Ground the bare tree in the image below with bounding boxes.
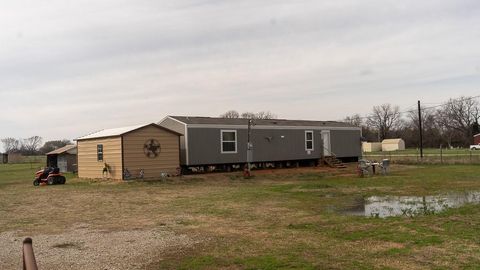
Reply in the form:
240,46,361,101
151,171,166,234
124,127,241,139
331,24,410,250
21,136,43,155
1,138,20,153
366,104,402,141
405,107,442,147
407,107,439,136
254,111,277,119
343,114,363,127
436,96,480,146
240,111,277,119
219,110,240,118
240,112,256,119
39,139,72,154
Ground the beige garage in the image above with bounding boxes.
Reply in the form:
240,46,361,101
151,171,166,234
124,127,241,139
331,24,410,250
76,123,180,180
382,138,406,152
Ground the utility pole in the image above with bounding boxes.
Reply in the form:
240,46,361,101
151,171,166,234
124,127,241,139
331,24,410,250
418,100,424,160
246,119,254,177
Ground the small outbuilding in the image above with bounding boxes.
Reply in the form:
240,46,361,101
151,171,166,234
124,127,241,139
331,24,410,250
382,139,405,151
362,142,382,152
474,133,480,145
76,123,181,180
46,145,77,173
6,152,23,163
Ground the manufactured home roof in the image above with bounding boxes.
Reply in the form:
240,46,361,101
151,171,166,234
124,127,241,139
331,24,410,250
382,139,405,144
46,145,77,155
168,116,356,128
76,123,181,141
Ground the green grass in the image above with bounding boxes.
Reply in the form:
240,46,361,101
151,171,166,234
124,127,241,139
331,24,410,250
1,163,480,269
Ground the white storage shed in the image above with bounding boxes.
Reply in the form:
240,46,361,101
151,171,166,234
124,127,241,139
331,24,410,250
382,139,405,151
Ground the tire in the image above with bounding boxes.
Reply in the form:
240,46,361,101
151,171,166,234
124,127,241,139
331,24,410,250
60,176,66,184
47,177,54,185
33,179,40,186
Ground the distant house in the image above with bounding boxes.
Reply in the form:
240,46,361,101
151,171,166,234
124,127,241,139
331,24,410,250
46,145,77,173
382,139,405,151
362,142,382,152
1,153,7,164
6,152,23,163
474,133,480,145
159,116,362,170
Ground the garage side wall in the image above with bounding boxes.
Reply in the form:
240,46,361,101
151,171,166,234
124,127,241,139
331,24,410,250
158,117,187,164
123,126,180,177
77,137,122,179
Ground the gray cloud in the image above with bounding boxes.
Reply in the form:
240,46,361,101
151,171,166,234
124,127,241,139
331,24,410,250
0,0,480,150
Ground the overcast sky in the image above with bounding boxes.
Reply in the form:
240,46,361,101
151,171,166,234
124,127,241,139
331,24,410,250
1,0,479,148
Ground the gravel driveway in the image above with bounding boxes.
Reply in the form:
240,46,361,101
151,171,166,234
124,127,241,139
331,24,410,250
0,224,195,269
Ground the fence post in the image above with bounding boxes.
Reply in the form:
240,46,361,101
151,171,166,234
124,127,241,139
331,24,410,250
440,146,443,164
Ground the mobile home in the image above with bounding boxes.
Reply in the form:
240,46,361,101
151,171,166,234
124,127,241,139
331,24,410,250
159,116,362,170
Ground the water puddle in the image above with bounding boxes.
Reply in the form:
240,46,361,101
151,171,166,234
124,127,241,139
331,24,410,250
343,191,480,218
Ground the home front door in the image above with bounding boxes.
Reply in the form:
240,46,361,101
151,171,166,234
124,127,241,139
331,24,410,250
321,130,331,156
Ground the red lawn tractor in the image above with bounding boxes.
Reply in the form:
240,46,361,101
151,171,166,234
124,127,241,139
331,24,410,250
33,167,66,186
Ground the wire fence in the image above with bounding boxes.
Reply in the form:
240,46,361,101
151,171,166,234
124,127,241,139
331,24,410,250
363,149,480,165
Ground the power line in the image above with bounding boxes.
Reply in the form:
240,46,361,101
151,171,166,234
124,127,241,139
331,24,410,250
339,94,480,122
401,95,480,114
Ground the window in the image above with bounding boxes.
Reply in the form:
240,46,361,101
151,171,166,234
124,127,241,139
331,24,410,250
97,144,103,161
221,130,237,153
305,131,314,151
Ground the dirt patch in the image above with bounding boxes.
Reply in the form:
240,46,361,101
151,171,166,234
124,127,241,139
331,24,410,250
0,224,197,270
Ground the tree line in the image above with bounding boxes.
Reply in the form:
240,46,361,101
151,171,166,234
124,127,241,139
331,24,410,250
219,110,277,119
344,96,480,148
3,96,478,154
1,137,72,155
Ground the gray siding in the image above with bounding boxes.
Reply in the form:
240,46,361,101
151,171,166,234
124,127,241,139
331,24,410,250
187,128,323,165
330,130,362,158
158,117,187,164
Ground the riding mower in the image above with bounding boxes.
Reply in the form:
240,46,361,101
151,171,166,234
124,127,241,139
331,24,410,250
33,167,66,186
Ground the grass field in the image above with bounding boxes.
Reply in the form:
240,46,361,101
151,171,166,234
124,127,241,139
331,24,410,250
366,148,480,156
1,163,480,269
364,148,480,164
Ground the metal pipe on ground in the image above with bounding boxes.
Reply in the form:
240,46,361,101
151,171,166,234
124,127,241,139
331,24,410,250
23,238,38,270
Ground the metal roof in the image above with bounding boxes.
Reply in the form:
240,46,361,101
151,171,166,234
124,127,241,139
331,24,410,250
76,123,181,141
168,116,356,128
382,139,405,144
46,145,77,155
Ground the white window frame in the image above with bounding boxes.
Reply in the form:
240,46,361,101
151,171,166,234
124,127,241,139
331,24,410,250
305,131,314,151
221,130,237,154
